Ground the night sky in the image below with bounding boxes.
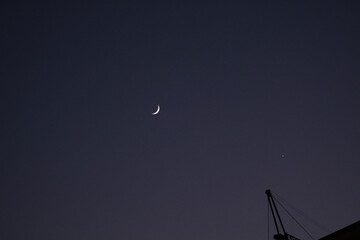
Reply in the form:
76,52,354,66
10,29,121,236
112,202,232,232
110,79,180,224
1,1,360,240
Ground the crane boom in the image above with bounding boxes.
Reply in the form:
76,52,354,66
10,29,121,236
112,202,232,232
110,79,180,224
266,189,300,240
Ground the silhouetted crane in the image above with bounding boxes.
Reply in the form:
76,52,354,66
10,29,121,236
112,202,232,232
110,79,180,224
266,189,301,240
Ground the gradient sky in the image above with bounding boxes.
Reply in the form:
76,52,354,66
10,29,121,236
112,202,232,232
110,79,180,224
1,1,360,240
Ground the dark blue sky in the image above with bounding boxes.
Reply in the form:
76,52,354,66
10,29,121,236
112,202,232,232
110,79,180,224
1,1,360,240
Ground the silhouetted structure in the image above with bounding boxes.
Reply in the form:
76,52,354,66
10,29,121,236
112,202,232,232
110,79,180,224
266,189,301,240
266,190,359,240
318,221,360,240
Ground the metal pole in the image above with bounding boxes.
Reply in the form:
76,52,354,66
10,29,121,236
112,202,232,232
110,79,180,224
266,190,281,235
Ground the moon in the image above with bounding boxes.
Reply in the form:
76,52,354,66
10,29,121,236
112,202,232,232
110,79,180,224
152,105,160,115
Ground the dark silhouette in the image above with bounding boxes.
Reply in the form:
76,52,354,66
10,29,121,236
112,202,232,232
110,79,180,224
266,189,301,240
319,221,360,240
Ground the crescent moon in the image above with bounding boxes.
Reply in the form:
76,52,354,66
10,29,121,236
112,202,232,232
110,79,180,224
152,105,160,115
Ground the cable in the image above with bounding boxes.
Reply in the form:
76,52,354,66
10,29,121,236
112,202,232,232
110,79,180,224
267,200,270,240
272,191,331,234
274,197,315,240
